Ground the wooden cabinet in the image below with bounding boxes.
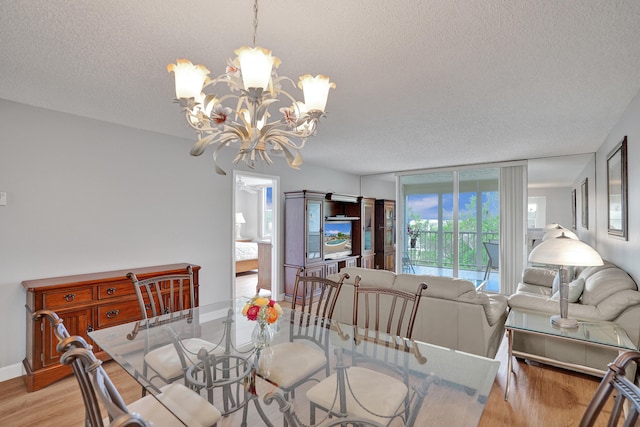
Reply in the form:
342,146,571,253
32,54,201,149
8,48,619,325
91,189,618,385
375,199,396,272
360,197,376,269
284,190,362,299
22,263,200,392
257,241,272,292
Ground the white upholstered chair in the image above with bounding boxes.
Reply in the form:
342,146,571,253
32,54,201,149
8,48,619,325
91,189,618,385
306,276,428,426
261,268,349,402
33,309,221,427
128,266,219,388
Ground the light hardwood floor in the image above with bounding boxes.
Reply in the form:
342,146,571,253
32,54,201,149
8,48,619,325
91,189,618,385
1,283,611,427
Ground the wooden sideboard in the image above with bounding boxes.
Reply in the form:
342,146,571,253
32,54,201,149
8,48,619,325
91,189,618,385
22,263,200,392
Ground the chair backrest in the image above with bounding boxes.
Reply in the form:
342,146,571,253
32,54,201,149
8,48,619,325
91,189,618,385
60,346,150,427
32,310,148,427
483,242,499,269
579,350,640,427
291,267,349,321
128,265,195,318
352,276,428,340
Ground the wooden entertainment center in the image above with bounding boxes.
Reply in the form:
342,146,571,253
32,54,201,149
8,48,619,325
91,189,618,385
22,263,200,391
284,190,395,299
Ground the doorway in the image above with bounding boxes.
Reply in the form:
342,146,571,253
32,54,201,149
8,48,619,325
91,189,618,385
233,171,279,300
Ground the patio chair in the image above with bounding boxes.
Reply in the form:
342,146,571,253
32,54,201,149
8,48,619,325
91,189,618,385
483,242,499,283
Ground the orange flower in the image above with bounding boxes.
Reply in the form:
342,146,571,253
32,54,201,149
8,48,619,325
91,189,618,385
266,306,278,324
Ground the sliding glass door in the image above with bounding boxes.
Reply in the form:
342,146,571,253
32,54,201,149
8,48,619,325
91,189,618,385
401,167,499,290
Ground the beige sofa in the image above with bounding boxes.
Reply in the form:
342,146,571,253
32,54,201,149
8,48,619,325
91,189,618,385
507,261,640,373
327,267,509,359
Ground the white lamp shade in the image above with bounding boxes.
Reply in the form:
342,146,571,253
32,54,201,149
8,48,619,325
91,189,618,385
235,212,246,224
529,234,603,267
298,74,335,112
167,60,210,100
235,46,279,90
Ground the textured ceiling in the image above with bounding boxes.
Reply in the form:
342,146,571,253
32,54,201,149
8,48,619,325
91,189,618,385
1,0,639,182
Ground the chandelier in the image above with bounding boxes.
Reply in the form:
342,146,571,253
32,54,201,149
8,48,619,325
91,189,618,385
167,0,335,175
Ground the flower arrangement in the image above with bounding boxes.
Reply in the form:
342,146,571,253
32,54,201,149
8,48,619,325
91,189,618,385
407,223,421,239
242,295,283,324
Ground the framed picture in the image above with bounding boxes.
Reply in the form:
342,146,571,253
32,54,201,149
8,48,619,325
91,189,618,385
607,136,628,239
581,178,588,229
571,189,577,229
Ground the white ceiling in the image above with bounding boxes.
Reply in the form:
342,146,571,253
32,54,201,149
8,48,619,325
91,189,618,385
2,0,639,183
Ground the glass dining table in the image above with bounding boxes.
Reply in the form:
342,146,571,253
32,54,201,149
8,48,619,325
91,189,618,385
89,299,499,426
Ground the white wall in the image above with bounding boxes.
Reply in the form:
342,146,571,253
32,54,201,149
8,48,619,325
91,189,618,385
572,155,597,247
0,99,360,373
595,90,640,284
527,187,572,229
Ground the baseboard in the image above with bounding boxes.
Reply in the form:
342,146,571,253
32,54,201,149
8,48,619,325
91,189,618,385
0,362,25,383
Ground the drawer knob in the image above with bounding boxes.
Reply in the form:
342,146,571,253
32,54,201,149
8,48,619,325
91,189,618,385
64,293,76,302
106,287,116,295
106,310,120,319
87,324,94,333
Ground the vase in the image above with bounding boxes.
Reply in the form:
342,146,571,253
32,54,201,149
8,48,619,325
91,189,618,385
410,237,417,248
251,320,274,350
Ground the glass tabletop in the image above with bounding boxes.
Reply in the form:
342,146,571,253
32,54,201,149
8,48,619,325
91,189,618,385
89,299,499,426
506,308,636,350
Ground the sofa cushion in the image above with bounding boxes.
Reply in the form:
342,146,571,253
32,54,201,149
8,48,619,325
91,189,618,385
457,291,508,326
394,274,475,300
328,267,396,289
576,260,617,281
516,282,553,296
551,277,585,303
581,268,637,306
522,267,557,288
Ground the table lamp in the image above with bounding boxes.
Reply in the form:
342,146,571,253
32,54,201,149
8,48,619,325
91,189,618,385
528,233,603,328
235,212,246,239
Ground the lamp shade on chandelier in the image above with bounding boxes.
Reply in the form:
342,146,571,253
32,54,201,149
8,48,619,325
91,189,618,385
167,1,335,176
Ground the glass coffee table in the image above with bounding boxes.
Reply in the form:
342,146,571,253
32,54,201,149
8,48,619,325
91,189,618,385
504,308,637,400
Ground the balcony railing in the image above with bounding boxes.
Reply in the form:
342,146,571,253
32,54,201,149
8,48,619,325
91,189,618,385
407,230,499,271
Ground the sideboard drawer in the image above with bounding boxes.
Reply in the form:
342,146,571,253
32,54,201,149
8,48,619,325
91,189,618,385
98,281,135,300
97,300,142,328
44,288,93,309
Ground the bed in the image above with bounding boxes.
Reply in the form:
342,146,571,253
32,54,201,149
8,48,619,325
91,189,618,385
235,241,259,274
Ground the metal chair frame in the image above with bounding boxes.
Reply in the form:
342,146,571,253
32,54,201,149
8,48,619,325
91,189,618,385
579,350,640,427
268,268,349,403
309,277,429,426
127,266,217,390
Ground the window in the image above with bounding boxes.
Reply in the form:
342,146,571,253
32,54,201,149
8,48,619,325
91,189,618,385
401,168,499,291
259,186,273,240
527,197,546,228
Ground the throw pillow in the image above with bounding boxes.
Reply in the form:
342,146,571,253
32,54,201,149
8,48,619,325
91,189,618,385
551,277,585,303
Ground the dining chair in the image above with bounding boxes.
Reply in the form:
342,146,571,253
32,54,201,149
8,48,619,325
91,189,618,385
306,276,428,426
579,350,640,427
127,265,219,389
33,309,222,427
262,268,349,402
264,390,387,427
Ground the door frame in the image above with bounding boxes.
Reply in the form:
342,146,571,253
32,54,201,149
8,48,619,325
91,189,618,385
233,170,280,299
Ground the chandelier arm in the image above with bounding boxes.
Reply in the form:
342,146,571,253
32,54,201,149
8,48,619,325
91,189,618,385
274,143,303,169
267,134,307,152
212,143,230,176
265,129,312,148
190,134,217,156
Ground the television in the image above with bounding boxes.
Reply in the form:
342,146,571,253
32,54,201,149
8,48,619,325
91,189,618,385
324,221,352,259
